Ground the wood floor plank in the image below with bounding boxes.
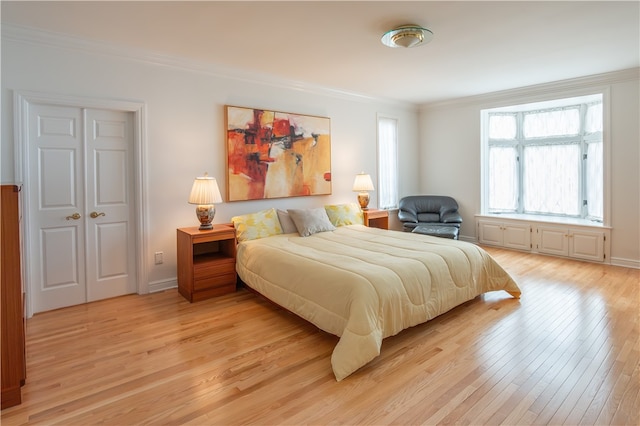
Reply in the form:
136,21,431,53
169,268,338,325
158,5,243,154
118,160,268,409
1,247,638,425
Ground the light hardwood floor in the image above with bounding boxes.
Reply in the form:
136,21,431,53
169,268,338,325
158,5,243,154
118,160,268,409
2,247,638,425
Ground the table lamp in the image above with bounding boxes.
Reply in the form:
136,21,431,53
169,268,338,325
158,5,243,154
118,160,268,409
188,172,223,230
352,172,374,210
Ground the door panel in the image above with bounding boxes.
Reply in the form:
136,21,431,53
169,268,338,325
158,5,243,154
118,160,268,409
478,221,503,245
38,114,75,137
538,226,568,256
29,104,86,312
570,230,604,262
90,221,131,301
85,109,135,302
39,149,77,208
96,150,127,204
96,222,129,278
503,224,531,250
40,227,80,289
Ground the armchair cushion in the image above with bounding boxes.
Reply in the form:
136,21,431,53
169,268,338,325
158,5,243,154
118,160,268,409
417,213,440,223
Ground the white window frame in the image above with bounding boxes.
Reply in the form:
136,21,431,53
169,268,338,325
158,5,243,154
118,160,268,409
481,90,611,226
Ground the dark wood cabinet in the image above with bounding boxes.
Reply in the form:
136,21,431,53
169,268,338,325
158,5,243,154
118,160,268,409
1,185,25,409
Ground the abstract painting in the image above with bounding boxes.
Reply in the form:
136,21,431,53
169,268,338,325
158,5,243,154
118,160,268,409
225,106,331,201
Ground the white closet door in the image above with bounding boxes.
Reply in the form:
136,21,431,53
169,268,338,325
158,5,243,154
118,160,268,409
84,108,136,301
28,104,136,313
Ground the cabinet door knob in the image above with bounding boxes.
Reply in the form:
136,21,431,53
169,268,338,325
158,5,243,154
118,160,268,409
66,213,81,220
90,211,106,219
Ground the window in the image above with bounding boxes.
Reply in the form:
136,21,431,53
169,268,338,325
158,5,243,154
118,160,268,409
377,116,398,209
482,94,603,222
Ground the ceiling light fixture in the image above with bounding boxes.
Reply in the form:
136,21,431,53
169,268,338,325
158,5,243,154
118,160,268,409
381,24,433,48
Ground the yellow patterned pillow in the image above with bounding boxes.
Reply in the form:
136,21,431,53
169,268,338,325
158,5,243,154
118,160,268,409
231,208,283,242
324,203,364,227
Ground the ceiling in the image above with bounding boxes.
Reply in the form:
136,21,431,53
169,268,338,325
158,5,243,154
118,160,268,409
2,1,639,105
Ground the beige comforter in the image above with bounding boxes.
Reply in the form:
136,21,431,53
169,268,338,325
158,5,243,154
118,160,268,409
236,225,520,381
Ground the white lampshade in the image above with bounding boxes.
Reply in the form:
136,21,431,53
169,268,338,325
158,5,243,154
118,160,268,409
188,173,223,205
352,173,374,192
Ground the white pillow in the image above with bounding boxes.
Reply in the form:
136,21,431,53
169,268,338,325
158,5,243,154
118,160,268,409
287,208,336,237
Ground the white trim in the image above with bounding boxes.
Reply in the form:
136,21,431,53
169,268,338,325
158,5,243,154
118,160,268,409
13,90,149,317
476,213,611,229
610,257,640,269
601,88,612,228
3,23,415,110
148,278,178,294
420,68,639,111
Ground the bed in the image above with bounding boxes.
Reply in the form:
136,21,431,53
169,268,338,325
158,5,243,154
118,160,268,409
233,206,521,381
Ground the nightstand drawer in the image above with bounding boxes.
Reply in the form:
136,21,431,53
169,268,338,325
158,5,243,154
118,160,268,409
194,273,237,291
194,258,235,279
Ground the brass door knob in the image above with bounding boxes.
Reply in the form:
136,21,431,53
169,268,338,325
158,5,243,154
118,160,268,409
65,213,81,220
90,211,106,219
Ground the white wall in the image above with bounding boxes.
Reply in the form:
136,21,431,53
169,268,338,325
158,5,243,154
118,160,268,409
1,29,420,290
419,69,640,267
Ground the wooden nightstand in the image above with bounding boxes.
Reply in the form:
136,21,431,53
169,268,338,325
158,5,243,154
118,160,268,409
363,209,389,230
177,224,237,302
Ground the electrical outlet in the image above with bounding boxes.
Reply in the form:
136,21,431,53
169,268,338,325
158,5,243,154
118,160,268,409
154,251,163,265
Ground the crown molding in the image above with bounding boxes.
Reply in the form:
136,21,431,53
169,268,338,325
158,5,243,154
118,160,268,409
420,67,640,111
2,23,416,110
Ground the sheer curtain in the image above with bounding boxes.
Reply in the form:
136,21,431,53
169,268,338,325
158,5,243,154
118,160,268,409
523,144,581,215
585,103,603,220
377,117,398,210
523,108,580,138
489,146,518,212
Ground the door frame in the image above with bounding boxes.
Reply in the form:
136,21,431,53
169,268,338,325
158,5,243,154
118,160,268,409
14,90,149,318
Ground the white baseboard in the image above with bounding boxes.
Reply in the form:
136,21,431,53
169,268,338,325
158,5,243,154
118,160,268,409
148,278,177,293
610,257,640,269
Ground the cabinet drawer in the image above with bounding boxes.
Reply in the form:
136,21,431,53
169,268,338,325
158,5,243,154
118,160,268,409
194,273,237,291
194,258,235,279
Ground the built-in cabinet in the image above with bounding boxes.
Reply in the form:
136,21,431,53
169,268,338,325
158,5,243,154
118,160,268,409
477,220,531,251
1,185,26,409
477,216,610,263
537,225,606,262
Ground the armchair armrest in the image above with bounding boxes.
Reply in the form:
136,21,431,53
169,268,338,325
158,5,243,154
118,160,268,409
397,210,417,223
441,211,462,224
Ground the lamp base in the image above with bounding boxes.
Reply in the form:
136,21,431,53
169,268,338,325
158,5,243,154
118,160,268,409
357,192,370,210
195,204,216,230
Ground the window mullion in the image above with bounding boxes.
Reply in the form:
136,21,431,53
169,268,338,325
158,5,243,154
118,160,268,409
580,103,588,218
